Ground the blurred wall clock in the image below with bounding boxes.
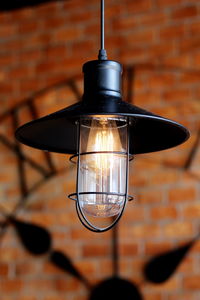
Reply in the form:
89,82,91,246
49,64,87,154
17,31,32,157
0,61,199,299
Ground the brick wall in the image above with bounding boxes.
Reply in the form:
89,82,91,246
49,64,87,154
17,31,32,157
0,0,200,299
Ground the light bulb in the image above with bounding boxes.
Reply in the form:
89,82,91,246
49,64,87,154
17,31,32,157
78,117,128,218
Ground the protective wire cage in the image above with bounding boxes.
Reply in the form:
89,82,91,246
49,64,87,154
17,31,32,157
68,116,133,232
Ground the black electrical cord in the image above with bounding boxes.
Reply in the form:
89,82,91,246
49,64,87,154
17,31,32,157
98,0,107,60
101,0,105,50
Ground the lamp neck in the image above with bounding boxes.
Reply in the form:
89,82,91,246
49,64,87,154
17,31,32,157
82,60,122,102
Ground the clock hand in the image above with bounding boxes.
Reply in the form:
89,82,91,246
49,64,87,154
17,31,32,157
28,101,57,174
50,250,91,289
144,238,196,284
8,216,91,288
112,224,119,277
123,66,135,104
10,217,52,255
68,79,82,101
184,127,200,170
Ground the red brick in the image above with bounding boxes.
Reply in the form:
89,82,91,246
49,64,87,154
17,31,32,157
0,297,36,300
113,16,137,31
71,40,95,56
8,65,33,80
82,244,110,257
119,243,139,255
55,278,81,292
160,24,186,40
54,27,82,43
169,186,196,202
139,12,167,26
19,49,43,63
191,240,200,253
104,3,124,20
142,292,162,300
189,21,200,37
180,72,200,84
75,260,96,275
30,213,58,226
0,54,14,67
146,277,179,291
156,0,182,7
193,53,200,67
0,248,22,262
0,24,17,38
44,297,65,300
137,189,163,204
43,261,66,275
69,10,93,24
145,241,173,255
134,90,162,106
36,61,59,74
178,256,194,273
125,0,153,14
129,171,149,187
183,204,200,218
16,297,37,300
162,54,191,68
148,43,175,58
10,7,35,21
0,83,15,94
45,45,68,59
163,88,191,103
71,228,111,240
168,293,196,300
84,22,99,36
56,211,79,226
151,206,177,220
147,73,176,89
124,30,154,46
151,104,179,120
121,206,146,222
179,37,200,52
43,74,67,87
105,35,124,50
0,279,22,292
98,259,113,274
171,5,198,19
0,263,9,276
73,296,86,300
35,2,59,16
184,275,200,289
23,279,55,291
63,1,86,11
151,170,179,185
43,16,66,29
128,224,161,239
18,21,38,34
120,45,147,64
163,222,193,238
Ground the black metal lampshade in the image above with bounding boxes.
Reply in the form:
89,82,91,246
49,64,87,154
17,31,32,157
15,60,190,155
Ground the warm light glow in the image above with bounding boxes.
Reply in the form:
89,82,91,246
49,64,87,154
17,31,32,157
87,118,123,171
79,117,127,218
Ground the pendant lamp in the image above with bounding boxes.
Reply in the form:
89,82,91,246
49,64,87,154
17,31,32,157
15,0,190,232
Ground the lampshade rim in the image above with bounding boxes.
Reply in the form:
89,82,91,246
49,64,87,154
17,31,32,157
15,108,190,155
